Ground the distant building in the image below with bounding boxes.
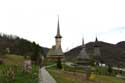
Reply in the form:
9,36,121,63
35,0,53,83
47,17,64,60
94,37,101,65
76,38,91,66
94,37,101,57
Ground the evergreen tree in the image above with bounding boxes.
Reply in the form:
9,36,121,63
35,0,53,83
56,58,62,69
31,42,39,64
107,65,113,75
31,42,44,66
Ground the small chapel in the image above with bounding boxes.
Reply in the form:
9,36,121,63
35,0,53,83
76,38,91,66
75,37,102,67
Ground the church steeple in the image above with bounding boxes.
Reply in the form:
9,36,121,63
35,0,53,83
47,16,64,63
95,36,100,47
82,37,85,47
95,37,98,43
76,37,90,65
55,16,62,38
94,36,101,64
55,16,62,49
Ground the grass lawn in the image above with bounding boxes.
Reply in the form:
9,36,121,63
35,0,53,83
47,64,125,83
48,69,125,83
0,54,39,83
96,75,125,83
2,54,25,65
0,64,38,83
44,59,57,66
47,69,76,83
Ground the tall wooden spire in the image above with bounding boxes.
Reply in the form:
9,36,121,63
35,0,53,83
55,16,62,38
95,37,99,47
82,37,85,47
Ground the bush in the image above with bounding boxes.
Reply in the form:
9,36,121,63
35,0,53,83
0,58,4,64
56,58,62,69
89,72,96,81
107,65,113,75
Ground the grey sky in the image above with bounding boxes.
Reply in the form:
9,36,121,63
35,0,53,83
0,0,125,51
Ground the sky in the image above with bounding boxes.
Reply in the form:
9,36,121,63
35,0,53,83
0,0,125,52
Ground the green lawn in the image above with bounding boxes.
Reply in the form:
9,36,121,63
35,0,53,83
0,54,39,83
0,64,38,83
47,69,76,83
96,75,125,83
47,64,125,83
2,54,25,65
44,59,57,66
48,69,125,83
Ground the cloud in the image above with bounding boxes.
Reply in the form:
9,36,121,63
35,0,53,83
111,27,125,31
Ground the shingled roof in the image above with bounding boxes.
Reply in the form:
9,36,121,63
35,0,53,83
47,45,63,56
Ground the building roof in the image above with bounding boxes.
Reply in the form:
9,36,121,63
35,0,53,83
47,45,63,57
78,38,90,59
77,46,90,60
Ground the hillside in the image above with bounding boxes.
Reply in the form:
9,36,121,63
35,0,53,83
2,54,25,65
0,33,49,56
65,41,125,67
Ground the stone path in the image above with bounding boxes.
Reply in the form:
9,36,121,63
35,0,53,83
39,67,56,83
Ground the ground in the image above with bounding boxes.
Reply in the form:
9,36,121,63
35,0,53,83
46,63,125,83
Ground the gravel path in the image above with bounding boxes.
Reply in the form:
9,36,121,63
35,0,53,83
39,67,56,83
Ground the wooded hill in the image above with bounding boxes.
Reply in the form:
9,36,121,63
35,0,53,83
0,33,49,57
65,41,125,67
1,33,125,67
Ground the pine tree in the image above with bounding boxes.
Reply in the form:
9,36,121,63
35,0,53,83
107,65,113,75
31,42,39,64
56,58,62,69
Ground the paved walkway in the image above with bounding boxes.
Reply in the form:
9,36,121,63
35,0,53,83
39,67,56,83
65,62,73,67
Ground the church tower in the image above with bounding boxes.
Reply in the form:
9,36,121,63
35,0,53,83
76,37,90,65
94,37,101,65
94,37,101,57
47,17,64,69
47,16,63,60
55,17,62,49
